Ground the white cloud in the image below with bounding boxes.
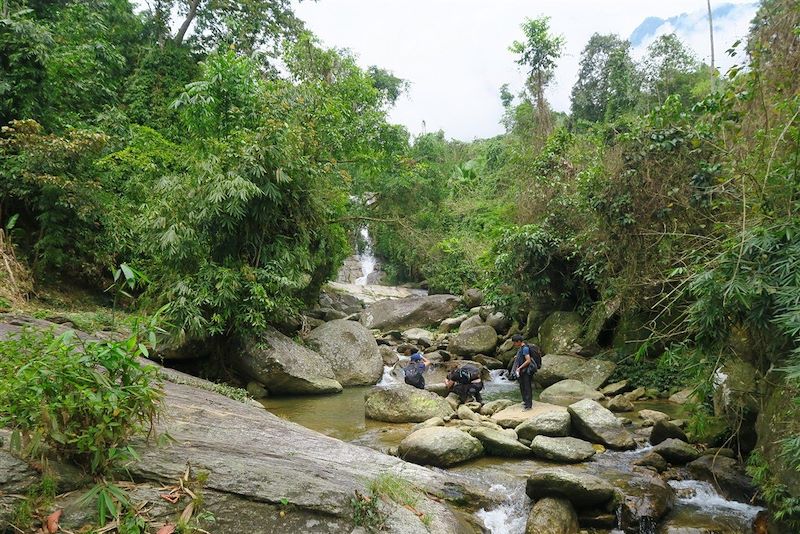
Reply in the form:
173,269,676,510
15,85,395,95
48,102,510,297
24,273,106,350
294,0,758,141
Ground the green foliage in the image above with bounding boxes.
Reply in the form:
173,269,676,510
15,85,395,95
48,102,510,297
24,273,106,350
0,328,163,475
747,451,800,529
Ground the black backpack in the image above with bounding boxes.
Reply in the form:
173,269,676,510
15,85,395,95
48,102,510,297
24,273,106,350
529,344,543,370
453,366,479,384
404,363,425,388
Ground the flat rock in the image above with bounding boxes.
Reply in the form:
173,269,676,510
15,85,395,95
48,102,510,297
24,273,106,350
568,399,636,450
469,427,530,458
479,399,514,416
639,409,670,426
529,436,596,463
669,388,696,404
360,294,461,331
601,380,629,396
540,379,604,405
515,411,572,440
365,385,454,423
306,319,383,386
653,438,700,464
526,468,615,508
525,497,579,534
633,452,668,472
491,403,569,429
398,427,484,467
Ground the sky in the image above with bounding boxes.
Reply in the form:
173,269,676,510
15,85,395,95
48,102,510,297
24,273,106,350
293,0,759,141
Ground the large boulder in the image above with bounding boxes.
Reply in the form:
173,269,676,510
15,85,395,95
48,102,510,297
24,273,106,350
539,312,583,355
528,436,596,463
713,359,759,452
525,497,579,534
469,427,530,458
231,328,343,394
485,312,511,335
616,473,675,533
364,386,454,423
398,427,484,467
360,294,461,331
526,469,615,508
515,411,572,440
463,288,484,308
540,380,604,405
652,438,700,464
448,325,498,357
306,320,383,386
571,359,616,390
535,354,589,387
687,455,756,502
491,403,569,429
379,345,399,366
480,399,515,416
649,420,688,445
438,314,468,333
568,399,636,450
458,314,485,332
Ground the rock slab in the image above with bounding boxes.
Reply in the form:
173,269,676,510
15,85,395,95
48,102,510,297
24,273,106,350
360,295,461,331
526,468,615,507
529,436,596,463
568,399,636,450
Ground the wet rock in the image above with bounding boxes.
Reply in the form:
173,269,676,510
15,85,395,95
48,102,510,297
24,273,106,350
379,345,399,366
607,395,634,412
438,314,468,333
491,403,570,429
576,510,617,529
479,399,514,416
638,409,670,426
365,385,454,423
457,404,481,422
448,325,498,357
526,468,615,508
529,436,596,463
616,473,675,533
463,288,484,308
539,312,583,355
360,294,461,331
534,354,588,387
540,379,604,405
568,399,636,450
231,327,343,394
601,380,629,396
649,420,688,445
485,312,511,335
525,497,579,534
701,447,735,458
469,427,530,458
306,320,383,386
652,438,700,464
515,411,572,440
246,381,268,399
398,427,484,467
458,314,485,332
633,452,668,472
687,455,756,502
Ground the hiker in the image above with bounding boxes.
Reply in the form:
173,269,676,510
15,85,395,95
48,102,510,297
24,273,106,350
403,348,429,389
445,364,483,403
511,334,542,410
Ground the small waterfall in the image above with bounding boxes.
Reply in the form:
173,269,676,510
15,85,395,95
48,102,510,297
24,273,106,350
377,364,401,386
355,226,377,286
668,480,764,521
476,484,528,534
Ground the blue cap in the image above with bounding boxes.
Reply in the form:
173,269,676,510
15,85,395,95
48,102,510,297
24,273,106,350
410,353,422,362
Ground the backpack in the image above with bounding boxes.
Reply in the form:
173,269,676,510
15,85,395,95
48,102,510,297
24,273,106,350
404,363,425,388
529,344,543,371
454,366,478,385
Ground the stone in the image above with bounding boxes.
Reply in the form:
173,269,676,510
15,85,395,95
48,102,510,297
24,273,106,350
568,399,636,450
525,497,579,534
649,420,688,445
379,345,399,366
539,379,604,405
360,294,461,331
398,427,484,467
571,359,616,390
616,473,675,532
469,427,530,458
438,314,468,333
463,288,484,308
230,328,342,394
528,436,596,463
448,325,498,357
412,417,446,431
601,380,629,396
402,328,435,347
0,450,38,494
534,354,588,387
306,320,383,386
687,455,756,502
538,312,583,355
633,452,668,472
491,403,569,429
639,409,670,426
515,411,572,440
364,385,454,423
668,388,696,404
479,399,514,416
713,359,759,452
607,394,634,412
485,312,511,335
473,354,504,369
526,469,615,508
652,439,700,464
458,314,485,333
457,404,481,422
245,381,268,399
624,387,646,402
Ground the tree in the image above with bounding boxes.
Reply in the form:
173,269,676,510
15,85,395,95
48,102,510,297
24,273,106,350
570,33,639,123
509,16,564,133
366,66,407,106
640,33,699,109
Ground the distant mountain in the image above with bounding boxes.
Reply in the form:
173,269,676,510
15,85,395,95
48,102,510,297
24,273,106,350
630,2,758,48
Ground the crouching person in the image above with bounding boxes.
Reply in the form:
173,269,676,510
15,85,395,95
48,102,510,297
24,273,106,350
445,364,483,403
403,348,429,389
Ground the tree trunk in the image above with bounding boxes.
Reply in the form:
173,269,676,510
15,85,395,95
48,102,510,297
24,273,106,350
174,0,202,46
707,0,716,90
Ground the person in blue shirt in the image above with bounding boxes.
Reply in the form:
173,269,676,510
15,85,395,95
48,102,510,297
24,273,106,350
512,334,538,410
403,348,430,389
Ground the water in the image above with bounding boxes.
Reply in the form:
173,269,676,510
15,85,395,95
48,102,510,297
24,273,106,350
667,480,764,530
354,226,376,286
476,483,528,534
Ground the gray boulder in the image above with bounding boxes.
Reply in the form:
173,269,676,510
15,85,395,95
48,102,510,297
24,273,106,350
568,399,636,450
535,354,588,387
515,411,572,440
449,325,498,357
526,468,615,507
379,345,399,366
525,497,579,534
652,438,700,464
231,328,342,394
398,427,484,467
639,409,670,426
365,386,454,423
438,314,468,333
473,354,504,369
360,295,461,331
457,404,481,422
463,288,484,308
306,320,383,386
539,312,583,355
402,328,435,347
479,399,514,416
616,473,675,533
492,403,569,429
572,359,616,390
633,452,668,472
601,380,629,396
470,427,530,458
649,420,688,445
458,314,485,332
485,312,511,335
540,380,604,405
607,394,634,412
687,455,756,502
529,436,596,463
